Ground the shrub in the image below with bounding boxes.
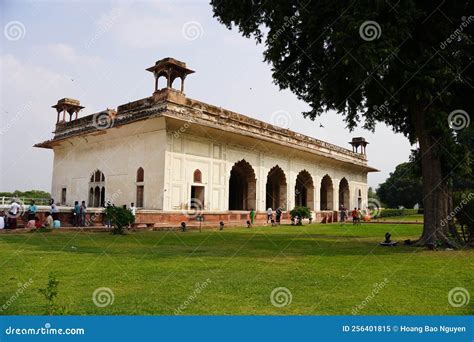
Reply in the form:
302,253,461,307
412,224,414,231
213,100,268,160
105,205,135,235
377,208,418,218
289,206,312,225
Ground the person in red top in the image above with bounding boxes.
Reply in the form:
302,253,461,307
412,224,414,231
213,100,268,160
352,208,359,224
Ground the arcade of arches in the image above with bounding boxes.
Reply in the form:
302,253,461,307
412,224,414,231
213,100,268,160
86,165,358,212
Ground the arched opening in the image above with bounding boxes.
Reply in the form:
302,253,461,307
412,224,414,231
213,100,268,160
89,170,105,207
171,76,183,92
89,188,93,206
228,160,257,210
193,169,202,183
320,175,334,210
266,166,287,210
94,186,100,207
357,189,362,209
136,167,144,208
338,178,350,209
157,74,168,90
295,170,314,209
136,167,144,182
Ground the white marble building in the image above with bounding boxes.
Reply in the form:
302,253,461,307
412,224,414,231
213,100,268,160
36,58,377,217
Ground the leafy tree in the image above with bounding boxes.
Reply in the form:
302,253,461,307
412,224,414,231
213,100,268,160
290,206,312,225
367,186,380,201
376,162,422,208
211,1,473,246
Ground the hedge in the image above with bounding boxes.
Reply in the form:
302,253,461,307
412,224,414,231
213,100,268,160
376,208,419,218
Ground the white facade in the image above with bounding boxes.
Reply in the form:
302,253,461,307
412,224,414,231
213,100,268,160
49,115,368,212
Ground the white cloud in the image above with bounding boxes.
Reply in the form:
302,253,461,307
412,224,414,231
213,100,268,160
95,2,204,49
45,43,101,66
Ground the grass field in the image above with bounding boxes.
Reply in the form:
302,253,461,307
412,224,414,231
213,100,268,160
0,222,472,315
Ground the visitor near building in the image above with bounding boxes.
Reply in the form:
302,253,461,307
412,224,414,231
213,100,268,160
73,201,81,227
275,207,282,225
80,201,87,227
28,200,37,221
130,202,136,216
249,209,256,225
267,208,273,223
42,212,54,229
8,199,22,229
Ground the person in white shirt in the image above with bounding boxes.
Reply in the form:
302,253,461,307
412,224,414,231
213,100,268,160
129,202,136,216
9,200,22,229
266,207,273,223
0,213,5,229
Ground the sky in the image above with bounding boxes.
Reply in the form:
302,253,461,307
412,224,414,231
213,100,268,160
0,0,413,193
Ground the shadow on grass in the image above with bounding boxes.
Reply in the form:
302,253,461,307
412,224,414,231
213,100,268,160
0,226,426,259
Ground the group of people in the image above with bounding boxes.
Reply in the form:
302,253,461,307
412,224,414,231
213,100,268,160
72,201,88,227
0,199,62,230
339,204,369,224
245,207,283,228
266,207,283,226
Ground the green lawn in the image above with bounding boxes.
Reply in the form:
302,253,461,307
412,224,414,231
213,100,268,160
0,223,472,315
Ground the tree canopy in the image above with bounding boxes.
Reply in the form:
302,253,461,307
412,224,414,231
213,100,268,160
377,162,423,209
211,0,473,246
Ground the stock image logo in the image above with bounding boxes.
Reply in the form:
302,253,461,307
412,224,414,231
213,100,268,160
182,21,203,41
270,287,292,308
359,21,381,41
182,198,203,219
271,110,292,129
92,287,115,307
92,110,116,130
448,109,470,131
4,21,26,41
448,287,470,308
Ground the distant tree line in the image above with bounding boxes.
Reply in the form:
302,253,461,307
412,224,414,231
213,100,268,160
0,190,51,200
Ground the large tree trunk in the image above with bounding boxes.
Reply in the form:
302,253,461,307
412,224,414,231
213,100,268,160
413,109,454,248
